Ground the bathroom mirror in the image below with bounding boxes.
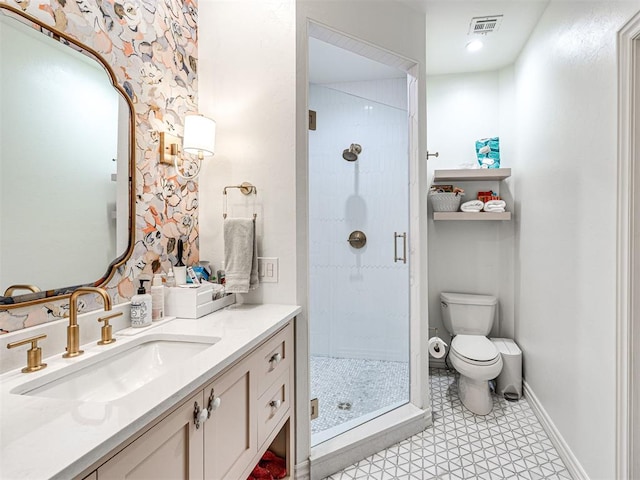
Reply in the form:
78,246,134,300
0,5,135,307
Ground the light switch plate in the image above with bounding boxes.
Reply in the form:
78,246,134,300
258,257,278,283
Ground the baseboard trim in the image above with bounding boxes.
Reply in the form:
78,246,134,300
294,459,311,480
309,403,430,480
523,380,590,480
429,357,447,369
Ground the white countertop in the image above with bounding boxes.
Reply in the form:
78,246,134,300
0,303,301,480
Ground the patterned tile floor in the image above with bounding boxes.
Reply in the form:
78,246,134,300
324,368,572,480
310,356,409,436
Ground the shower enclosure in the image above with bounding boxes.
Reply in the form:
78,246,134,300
308,79,410,446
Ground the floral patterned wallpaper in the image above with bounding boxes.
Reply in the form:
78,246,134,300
0,0,199,332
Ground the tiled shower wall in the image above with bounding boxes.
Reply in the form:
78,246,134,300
0,0,198,332
308,79,409,362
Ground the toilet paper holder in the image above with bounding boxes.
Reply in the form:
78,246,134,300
429,327,447,357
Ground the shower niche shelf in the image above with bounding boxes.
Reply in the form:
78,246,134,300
431,168,512,221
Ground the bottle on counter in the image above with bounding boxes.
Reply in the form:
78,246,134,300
151,273,165,321
217,261,226,285
131,278,152,328
166,266,176,287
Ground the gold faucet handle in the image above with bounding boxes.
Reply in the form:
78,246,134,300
97,312,122,345
7,334,47,373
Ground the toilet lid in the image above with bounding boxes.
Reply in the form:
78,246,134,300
451,335,499,362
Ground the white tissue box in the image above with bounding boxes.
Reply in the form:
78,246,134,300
165,283,215,319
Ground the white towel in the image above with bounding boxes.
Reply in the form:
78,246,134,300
460,200,484,213
484,200,506,210
224,218,259,293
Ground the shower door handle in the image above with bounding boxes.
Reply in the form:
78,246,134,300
394,232,407,264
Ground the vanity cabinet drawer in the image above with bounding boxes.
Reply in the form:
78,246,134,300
256,323,293,395
257,368,291,449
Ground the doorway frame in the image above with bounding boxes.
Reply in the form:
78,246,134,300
295,20,430,480
616,11,640,480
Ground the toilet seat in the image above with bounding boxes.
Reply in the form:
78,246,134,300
451,335,500,365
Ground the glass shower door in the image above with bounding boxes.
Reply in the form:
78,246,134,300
308,84,410,446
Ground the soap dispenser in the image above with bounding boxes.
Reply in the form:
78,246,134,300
151,273,164,321
131,278,152,328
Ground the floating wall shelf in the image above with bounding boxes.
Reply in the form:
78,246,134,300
431,168,512,221
433,168,511,182
433,212,512,221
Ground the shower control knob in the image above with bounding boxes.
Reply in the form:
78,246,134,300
348,231,367,249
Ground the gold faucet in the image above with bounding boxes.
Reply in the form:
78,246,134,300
63,287,112,358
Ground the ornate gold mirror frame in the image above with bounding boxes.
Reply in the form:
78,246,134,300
0,3,136,309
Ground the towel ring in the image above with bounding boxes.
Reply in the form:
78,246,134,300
223,182,258,219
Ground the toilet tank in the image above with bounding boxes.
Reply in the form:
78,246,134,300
440,292,497,336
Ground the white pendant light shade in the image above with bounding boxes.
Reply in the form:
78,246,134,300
183,114,216,157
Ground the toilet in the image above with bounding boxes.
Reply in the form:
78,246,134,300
440,292,503,415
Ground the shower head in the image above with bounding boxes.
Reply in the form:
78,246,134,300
342,143,362,162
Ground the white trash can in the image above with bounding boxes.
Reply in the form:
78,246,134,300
491,338,522,401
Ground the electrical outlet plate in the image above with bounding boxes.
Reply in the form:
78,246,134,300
257,257,278,283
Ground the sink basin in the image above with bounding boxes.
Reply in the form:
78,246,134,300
11,335,220,402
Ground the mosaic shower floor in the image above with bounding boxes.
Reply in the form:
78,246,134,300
310,356,410,441
324,368,572,480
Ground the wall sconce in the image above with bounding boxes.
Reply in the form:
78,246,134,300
159,114,216,179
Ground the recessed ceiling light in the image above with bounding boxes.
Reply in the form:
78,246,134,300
466,40,484,52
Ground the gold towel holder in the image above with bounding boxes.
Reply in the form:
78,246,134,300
223,182,258,219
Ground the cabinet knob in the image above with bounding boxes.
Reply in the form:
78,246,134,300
207,388,221,415
269,352,282,367
270,399,282,410
193,401,209,429
197,407,209,425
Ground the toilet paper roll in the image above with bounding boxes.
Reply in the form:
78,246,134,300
428,337,448,359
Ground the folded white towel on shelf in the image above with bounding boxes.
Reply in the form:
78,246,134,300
460,200,484,213
484,207,505,213
484,200,506,210
224,218,259,293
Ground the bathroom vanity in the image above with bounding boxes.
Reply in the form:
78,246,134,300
0,303,300,479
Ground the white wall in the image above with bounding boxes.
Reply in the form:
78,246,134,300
426,70,516,345
308,80,409,362
512,3,639,478
198,0,297,305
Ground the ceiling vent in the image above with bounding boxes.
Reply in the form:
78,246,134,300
468,15,504,35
